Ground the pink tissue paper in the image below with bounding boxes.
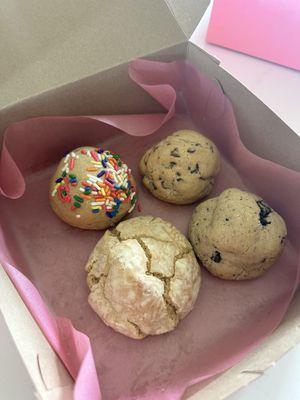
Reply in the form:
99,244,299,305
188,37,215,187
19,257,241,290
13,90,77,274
0,59,300,400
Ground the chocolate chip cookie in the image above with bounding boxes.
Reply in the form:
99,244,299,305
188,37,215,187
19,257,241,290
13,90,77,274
139,130,220,204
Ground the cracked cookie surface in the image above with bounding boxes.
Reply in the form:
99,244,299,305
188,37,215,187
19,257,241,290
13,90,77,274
139,130,220,205
86,216,201,339
189,188,287,280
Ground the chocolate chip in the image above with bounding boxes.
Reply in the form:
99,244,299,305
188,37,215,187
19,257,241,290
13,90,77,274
195,143,200,146
169,161,177,168
161,180,168,189
148,180,157,191
280,236,286,244
176,178,183,182
176,171,181,176
190,163,200,174
187,148,196,154
262,258,266,263
225,217,229,221
170,148,180,157
257,200,272,226
211,251,221,263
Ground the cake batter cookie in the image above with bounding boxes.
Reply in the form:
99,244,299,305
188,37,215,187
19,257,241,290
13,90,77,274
86,216,201,339
139,130,220,204
49,146,137,229
189,188,287,280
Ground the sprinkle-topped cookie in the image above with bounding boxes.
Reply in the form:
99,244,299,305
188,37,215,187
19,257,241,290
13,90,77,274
49,146,138,230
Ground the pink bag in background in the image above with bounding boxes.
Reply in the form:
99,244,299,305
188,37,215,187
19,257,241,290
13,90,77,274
206,0,300,71
0,59,299,400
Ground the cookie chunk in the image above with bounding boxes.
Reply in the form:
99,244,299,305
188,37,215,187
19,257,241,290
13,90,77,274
139,130,220,204
49,146,137,230
86,216,201,339
189,188,287,280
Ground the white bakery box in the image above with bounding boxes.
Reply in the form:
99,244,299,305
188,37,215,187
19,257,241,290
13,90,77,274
0,1,299,399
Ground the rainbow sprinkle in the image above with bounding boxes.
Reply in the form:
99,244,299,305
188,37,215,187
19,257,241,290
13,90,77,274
52,147,138,219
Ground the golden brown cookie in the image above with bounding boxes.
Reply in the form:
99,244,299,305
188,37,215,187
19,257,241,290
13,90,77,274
49,146,137,229
139,129,220,204
189,188,287,280
86,216,201,339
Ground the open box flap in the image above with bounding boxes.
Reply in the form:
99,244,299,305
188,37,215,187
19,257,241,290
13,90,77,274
0,0,189,109
165,0,210,37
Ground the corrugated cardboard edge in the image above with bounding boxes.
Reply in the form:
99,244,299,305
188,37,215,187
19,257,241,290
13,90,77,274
0,267,74,400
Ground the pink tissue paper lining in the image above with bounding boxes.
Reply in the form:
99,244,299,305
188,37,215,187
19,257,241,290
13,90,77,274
0,59,299,400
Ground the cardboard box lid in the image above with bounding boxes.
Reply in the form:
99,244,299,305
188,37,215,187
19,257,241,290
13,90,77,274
0,0,208,110
166,0,210,37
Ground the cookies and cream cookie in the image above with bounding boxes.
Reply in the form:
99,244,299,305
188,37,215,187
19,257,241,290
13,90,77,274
189,188,287,280
86,216,201,339
49,146,137,229
139,130,220,204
